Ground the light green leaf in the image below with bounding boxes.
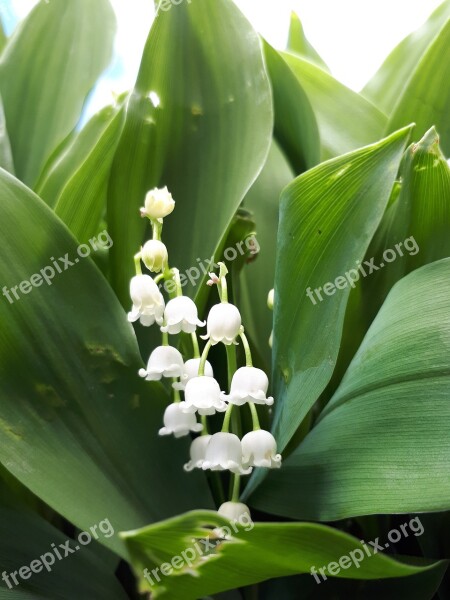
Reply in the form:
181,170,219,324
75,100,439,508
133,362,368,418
0,18,6,55
362,126,450,325
0,170,212,557
108,0,273,305
121,510,444,599
387,19,450,155
0,0,116,186
287,11,329,71
263,41,320,173
0,504,127,599
240,140,294,369
0,93,13,173
281,51,387,160
266,126,413,455
53,105,125,244
36,104,122,209
362,0,450,115
250,258,450,520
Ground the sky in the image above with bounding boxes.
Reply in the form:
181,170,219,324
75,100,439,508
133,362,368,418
1,0,444,118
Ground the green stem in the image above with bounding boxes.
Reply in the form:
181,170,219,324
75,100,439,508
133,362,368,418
221,404,234,432
172,381,181,403
153,272,165,284
226,343,241,437
191,333,200,359
248,402,261,431
172,268,183,297
198,340,212,376
162,331,169,346
231,473,241,502
201,414,209,435
239,331,253,367
218,262,228,303
134,253,142,275
152,218,163,241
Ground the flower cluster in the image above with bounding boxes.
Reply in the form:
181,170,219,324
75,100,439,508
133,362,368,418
127,187,281,520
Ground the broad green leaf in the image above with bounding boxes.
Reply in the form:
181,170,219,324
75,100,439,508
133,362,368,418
281,51,387,160
121,510,444,599
0,0,116,186
0,93,13,173
287,11,329,71
0,170,212,557
266,126,412,455
250,258,450,520
108,0,273,305
240,140,294,369
53,106,125,244
263,41,320,173
37,104,122,209
387,19,450,155
0,18,6,55
0,504,127,599
362,126,450,325
362,0,450,115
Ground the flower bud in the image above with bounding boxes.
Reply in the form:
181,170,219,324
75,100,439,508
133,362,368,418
141,240,168,273
267,288,274,310
142,186,175,219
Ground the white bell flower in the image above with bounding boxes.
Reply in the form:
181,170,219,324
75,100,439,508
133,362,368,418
201,303,241,345
139,346,184,380
158,403,203,438
218,501,252,524
128,274,165,326
173,358,213,391
160,296,205,334
141,186,175,219
141,240,168,273
184,434,211,471
202,432,252,475
241,430,282,469
179,376,227,415
221,367,274,406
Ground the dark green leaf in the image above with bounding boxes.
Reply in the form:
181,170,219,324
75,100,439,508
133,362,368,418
0,170,212,557
250,258,450,520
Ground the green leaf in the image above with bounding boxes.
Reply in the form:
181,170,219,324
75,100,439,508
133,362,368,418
287,11,329,71
0,170,212,557
0,504,127,599
240,140,294,369
0,94,14,173
36,104,122,208
266,125,413,455
108,0,273,305
53,105,125,244
362,0,450,115
362,126,450,325
280,51,387,160
0,0,116,186
387,19,450,155
250,258,450,520
0,17,7,55
121,510,444,599
263,41,320,173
